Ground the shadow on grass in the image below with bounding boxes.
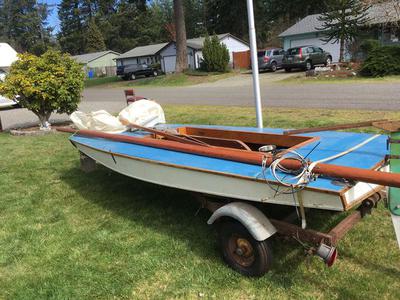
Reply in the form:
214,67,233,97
60,164,352,287
340,249,400,278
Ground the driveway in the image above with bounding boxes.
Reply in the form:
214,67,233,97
1,71,400,130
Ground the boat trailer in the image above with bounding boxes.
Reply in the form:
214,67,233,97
62,119,400,277
196,191,383,271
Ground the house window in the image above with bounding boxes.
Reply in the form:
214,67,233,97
383,26,400,43
391,27,399,42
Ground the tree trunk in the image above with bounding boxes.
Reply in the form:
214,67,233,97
174,0,188,73
339,35,345,62
35,112,52,130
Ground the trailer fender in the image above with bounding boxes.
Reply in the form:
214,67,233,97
207,202,277,241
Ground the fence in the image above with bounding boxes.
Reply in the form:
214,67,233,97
85,66,117,78
233,50,251,69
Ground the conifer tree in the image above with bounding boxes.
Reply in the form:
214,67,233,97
202,34,229,72
58,0,86,54
85,19,106,53
0,0,52,54
318,0,370,62
173,0,188,72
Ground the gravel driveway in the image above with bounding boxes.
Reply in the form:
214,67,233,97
1,71,400,130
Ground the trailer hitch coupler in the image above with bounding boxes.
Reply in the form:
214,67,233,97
316,243,338,267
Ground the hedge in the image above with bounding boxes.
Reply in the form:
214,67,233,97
360,45,400,77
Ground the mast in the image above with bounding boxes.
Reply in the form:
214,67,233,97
246,0,263,129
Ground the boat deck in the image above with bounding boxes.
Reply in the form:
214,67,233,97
70,125,388,194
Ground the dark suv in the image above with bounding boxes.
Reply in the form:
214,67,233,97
117,64,158,80
282,46,332,72
257,48,285,72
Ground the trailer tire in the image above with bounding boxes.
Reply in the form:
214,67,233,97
217,220,273,277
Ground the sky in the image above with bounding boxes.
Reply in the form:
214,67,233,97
43,0,61,33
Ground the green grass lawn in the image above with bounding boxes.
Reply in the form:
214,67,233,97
1,105,400,299
84,76,123,88
87,72,236,89
278,74,400,85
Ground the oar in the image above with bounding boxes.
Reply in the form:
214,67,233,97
119,117,211,147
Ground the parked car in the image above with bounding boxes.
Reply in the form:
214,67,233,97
282,46,332,72
257,48,285,72
0,94,19,109
117,64,158,80
0,70,19,109
0,69,6,81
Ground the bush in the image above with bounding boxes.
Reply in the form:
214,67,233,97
360,45,400,77
201,35,230,72
359,39,380,54
0,50,84,129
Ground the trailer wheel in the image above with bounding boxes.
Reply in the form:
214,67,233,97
217,220,273,277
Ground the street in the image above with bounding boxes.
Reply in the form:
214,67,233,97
1,71,400,130
83,72,400,110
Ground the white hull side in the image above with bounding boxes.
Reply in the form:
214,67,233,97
75,143,347,211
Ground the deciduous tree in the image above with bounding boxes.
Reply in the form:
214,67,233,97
0,50,84,129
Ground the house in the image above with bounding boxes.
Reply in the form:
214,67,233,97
116,33,249,73
0,43,18,72
72,50,120,77
279,2,400,62
116,43,168,68
160,33,249,73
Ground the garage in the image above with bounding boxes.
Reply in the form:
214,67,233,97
162,56,176,73
290,37,340,62
279,14,344,62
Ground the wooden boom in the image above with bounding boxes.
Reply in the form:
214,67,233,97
57,127,399,188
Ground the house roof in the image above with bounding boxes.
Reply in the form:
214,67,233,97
279,2,400,37
72,50,120,64
186,33,249,49
118,33,249,59
118,43,169,59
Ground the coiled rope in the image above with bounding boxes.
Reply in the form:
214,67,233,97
262,134,381,195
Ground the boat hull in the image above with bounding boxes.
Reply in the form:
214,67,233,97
73,141,384,212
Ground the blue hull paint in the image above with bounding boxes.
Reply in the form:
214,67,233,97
70,125,388,193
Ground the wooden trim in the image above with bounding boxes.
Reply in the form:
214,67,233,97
343,186,385,211
178,126,318,149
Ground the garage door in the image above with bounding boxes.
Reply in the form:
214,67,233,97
290,37,340,62
162,56,176,73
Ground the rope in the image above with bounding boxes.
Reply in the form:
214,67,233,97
263,134,381,194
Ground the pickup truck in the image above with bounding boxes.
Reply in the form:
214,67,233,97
117,64,158,80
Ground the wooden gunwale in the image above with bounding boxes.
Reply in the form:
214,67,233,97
178,126,317,150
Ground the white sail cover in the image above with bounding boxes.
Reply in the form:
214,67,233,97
118,99,165,127
70,100,165,133
0,43,18,68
